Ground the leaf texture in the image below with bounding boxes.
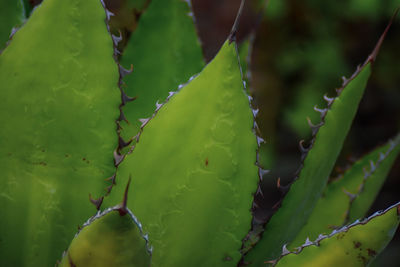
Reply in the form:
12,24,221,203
105,40,258,266
0,0,120,265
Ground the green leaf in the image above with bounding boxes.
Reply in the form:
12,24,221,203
119,0,204,142
245,30,384,264
273,203,400,266
104,40,258,266
289,134,400,249
59,206,151,267
0,0,120,265
0,0,25,50
348,135,400,222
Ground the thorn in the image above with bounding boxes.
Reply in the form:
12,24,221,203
256,185,264,198
111,31,122,46
155,101,162,110
118,110,129,123
113,150,125,166
105,9,114,20
118,136,131,149
252,108,259,118
118,176,132,216
323,94,335,105
168,91,176,98
139,118,150,128
368,8,399,64
314,105,328,118
253,121,259,131
121,90,136,105
304,237,313,246
228,0,246,43
89,194,104,210
257,136,266,146
106,185,113,194
369,160,376,172
362,167,369,178
259,168,270,178
342,188,356,200
106,174,116,185
306,117,323,136
299,140,310,153
282,244,290,255
119,64,133,78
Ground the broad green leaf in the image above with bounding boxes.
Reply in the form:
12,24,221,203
105,40,258,266
245,40,377,264
0,0,120,265
274,203,400,266
59,206,151,267
289,134,400,249
119,0,204,142
0,0,25,50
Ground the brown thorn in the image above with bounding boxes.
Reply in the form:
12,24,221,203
89,194,104,210
118,136,132,149
106,174,116,185
118,176,132,216
121,90,136,105
118,110,129,123
229,0,246,43
368,8,399,64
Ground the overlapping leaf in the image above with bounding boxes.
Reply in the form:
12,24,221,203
59,206,151,267
119,0,204,142
289,134,400,249
274,203,400,266
105,40,258,266
0,0,120,265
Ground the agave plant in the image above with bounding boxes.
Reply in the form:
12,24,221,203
0,0,399,266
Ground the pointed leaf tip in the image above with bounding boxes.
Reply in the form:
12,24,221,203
229,0,246,43
89,194,104,211
368,8,399,64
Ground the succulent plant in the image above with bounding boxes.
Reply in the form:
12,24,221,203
0,0,399,266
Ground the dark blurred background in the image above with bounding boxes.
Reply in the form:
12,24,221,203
28,0,400,264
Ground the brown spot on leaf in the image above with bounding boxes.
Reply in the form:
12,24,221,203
205,158,209,166
367,248,377,257
354,241,361,249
